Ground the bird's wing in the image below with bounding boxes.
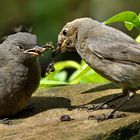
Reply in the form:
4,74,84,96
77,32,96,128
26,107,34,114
0,72,8,96
0,45,10,92
83,24,140,64
0,44,10,67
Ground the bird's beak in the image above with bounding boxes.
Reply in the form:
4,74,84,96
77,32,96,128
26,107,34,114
52,39,68,57
24,45,50,56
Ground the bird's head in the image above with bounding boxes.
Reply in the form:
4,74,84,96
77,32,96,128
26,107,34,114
2,32,51,64
53,18,95,56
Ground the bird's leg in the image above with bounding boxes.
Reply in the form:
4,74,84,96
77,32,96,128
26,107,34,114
0,118,12,125
78,94,125,111
89,89,135,121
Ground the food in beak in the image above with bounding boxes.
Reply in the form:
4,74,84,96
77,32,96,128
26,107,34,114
52,43,61,57
24,42,54,56
24,46,46,56
52,39,68,57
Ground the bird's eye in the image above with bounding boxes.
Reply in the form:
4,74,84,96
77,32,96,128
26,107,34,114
62,29,68,36
17,44,24,50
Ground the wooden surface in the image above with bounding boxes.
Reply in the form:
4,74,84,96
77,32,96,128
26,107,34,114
1,83,140,140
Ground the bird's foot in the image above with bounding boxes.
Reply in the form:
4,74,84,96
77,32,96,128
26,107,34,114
78,103,113,111
0,118,12,125
46,62,55,74
88,113,126,122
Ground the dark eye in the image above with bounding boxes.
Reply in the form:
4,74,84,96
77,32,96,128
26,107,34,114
62,29,68,36
17,44,24,50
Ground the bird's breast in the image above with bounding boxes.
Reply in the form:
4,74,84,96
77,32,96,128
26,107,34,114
0,60,41,117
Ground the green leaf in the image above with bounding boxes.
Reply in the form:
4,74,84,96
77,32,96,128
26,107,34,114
54,60,80,71
135,34,140,43
39,60,81,87
138,13,140,21
68,60,109,84
53,71,67,82
124,22,134,31
81,71,109,83
69,63,91,83
45,60,80,80
40,78,68,88
104,11,140,29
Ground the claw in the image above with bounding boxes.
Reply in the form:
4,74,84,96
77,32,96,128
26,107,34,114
46,62,55,74
0,118,12,125
78,103,111,112
88,114,113,122
88,113,126,122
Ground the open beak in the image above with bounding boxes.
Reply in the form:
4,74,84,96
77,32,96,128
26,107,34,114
24,44,53,56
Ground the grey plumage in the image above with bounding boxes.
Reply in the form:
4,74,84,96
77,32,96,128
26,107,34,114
55,18,140,120
57,18,140,88
0,32,47,117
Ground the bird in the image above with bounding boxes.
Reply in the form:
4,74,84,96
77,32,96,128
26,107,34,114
0,32,51,124
53,17,140,121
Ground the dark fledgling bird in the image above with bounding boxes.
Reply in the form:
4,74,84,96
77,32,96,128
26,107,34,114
53,18,140,121
0,32,50,123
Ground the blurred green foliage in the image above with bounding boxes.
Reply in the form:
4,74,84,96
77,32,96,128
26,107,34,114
0,2,139,87
136,35,140,43
104,11,140,31
0,0,90,45
40,11,140,88
40,60,109,88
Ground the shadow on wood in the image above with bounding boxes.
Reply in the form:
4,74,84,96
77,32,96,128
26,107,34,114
12,96,72,119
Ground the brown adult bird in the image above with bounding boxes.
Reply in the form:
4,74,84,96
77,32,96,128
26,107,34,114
53,18,140,121
0,32,51,124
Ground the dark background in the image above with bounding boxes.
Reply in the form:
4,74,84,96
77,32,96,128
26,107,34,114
0,0,140,76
